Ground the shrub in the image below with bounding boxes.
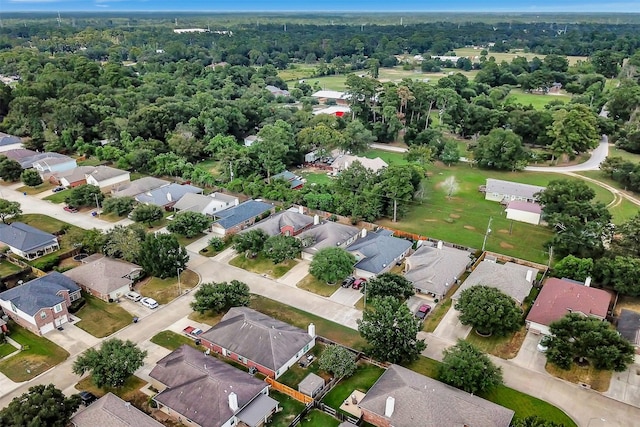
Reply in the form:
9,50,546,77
68,297,86,314
31,256,60,271
208,237,225,251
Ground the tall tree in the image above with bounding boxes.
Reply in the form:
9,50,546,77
20,169,42,187
254,120,293,182
102,224,145,262
191,280,250,314
0,384,81,427
553,255,593,282
167,211,213,238
233,229,269,256
473,128,528,171
0,157,24,182
101,197,135,217
547,104,600,163
365,273,415,301
138,233,189,278
65,184,104,208
318,345,357,378
72,339,147,388
130,204,163,226
340,120,376,154
438,340,503,394
0,199,21,224
357,296,426,364
263,235,301,264
309,247,356,284
455,285,523,336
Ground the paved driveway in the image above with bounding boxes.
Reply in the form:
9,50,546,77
525,137,609,172
278,260,310,287
511,331,547,373
605,363,640,409
328,286,363,307
46,322,101,357
432,306,471,342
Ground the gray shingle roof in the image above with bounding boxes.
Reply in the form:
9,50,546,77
348,230,412,275
359,364,514,427
200,307,314,372
135,183,203,206
452,260,538,304
149,345,266,427
236,393,279,427
0,222,57,252
243,210,313,237
485,179,545,200
87,165,129,182
0,132,21,147
63,256,141,296
0,272,80,316
6,150,74,169
404,243,471,296
298,373,324,394
297,221,360,254
213,200,272,230
618,309,640,346
71,393,164,427
112,177,171,197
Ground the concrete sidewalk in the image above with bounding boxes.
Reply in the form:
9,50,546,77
277,260,310,287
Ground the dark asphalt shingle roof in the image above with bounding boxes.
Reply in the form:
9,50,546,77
135,183,203,206
150,345,266,427
297,221,360,254
348,230,412,275
618,309,640,346
404,243,471,296
359,364,514,427
243,210,313,236
0,272,80,316
213,200,272,230
0,222,57,252
71,393,164,427
200,307,314,372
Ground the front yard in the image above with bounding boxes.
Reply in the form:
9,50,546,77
16,182,55,195
138,269,199,304
43,188,70,204
0,322,69,382
75,375,149,411
74,293,133,338
150,330,199,351
0,341,18,358
545,362,612,392
465,326,528,359
229,253,297,278
297,274,337,297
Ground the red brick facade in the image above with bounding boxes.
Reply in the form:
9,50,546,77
3,290,74,336
201,340,276,378
361,408,391,427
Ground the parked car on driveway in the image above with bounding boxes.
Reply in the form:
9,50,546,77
52,186,65,192
352,277,367,290
183,326,204,339
126,291,142,302
78,391,97,406
342,276,355,288
140,297,158,309
415,304,432,320
63,206,78,213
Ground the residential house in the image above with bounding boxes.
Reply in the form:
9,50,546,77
0,272,81,335
200,307,316,379
135,183,203,210
243,208,313,237
452,259,538,305
0,132,22,153
63,254,143,302
244,135,262,147
617,309,640,354
347,229,412,278
297,220,360,261
526,277,612,335
111,177,171,198
311,90,350,105
53,165,130,191
2,149,76,174
358,364,514,427
53,166,90,188
210,200,274,236
71,393,164,427
271,170,304,190
150,345,279,427
172,192,239,217
404,241,472,300
331,155,388,174
313,105,351,117
265,85,290,97
484,179,545,204
0,222,59,260
505,201,543,225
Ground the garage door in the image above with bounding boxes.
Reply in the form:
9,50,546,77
40,322,54,334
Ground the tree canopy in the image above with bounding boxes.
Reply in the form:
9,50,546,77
438,340,503,394
72,339,147,388
455,285,523,336
263,235,302,264
318,345,357,378
65,184,104,208
167,211,213,238
130,204,163,226
365,273,415,301
309,247,356,284
0,199,21,224
0,384,81,427
472,128,528,171
191,280,250,314
138,233,189,278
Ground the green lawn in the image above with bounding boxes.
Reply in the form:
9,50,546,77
0,341,18,358
229,253,297,278
306,75,348,91
608,146,640,163
151,330,199,351
138,269,199,304
43,189,70,204
299,171,332,186
194,158,221,175
174,233,206,248
610,198,640,225
465,327,528,359
505,89,568,110
299,410,340,427
77,157,106,167
279,64,318,82
322,363,385,409
422,298,452,332
277,344,325,388
75,293,133,338
0,260,23,277
18,213,74,234
268,391,306,427
406,355,576,426
452,48,587,66
0,322,69,382
16,182,55,195
297,274,338,297
362,149,408,166
249,295,367,350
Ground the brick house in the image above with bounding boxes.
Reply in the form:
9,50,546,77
0,272,81,335
241,208,314,237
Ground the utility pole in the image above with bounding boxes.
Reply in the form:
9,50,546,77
177,267,184,296
481,217,493,252
94,193,101,216
393,199,397,223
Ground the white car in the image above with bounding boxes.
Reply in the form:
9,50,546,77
140,297,159,309
126,291,142,302
537,339,549,353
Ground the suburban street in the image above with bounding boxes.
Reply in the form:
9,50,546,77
1,160,640,426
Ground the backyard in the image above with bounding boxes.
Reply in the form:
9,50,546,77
268,391,306,427
0,322,69,382
138,269,199,304
0,260,23,277
322,363,385,410
229,253,297,278
74,293,133,338
277,344,326,388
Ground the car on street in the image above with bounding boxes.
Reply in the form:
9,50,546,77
415,304,432,320
52,186,65,192
126,291,142,302
352,277,367,290
342,276,355,288
140,297,158,309
78,391,97,406
63,206,78,213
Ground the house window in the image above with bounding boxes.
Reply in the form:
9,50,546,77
69,292,80,302
54,304,62,313
304,344,310,351
10,303,17,313
40,312,47,319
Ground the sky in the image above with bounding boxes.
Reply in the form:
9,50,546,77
1,0,640,13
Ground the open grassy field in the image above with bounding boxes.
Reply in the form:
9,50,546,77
279,64,318,81
362,148,409,166
453,48,587,66
249,295,367,350
75,293,133,338
0,322,69,382
229,253,297,278
138,269,199,304
506,89,568,110
607,146,640,163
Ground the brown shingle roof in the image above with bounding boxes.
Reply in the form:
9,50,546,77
359,364,514,427
63,256,141,296
526,278,611,327
71,393,163,427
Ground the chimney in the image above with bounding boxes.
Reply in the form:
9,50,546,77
228,392,238,412
298,205,304,215
308,323,316,337
584,276,592,287
437,240,443,249
384,396,395,417
234,198,239,206
313,214,319,225
525,270,533,282
361,228,367,238
167,192,172,202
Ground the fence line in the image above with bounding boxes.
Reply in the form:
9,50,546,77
265,377,313,404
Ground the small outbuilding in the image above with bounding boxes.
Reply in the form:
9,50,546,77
505,201,542,225
298,373,325,398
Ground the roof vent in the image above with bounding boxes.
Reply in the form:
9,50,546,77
385,396,395,417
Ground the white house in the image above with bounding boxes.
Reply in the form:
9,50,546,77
244,135,262,147
505,201,543,225
172,192,239,216
484,179,545,204
331,155,388,174
85,166,131,192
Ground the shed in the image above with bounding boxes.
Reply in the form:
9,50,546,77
506,201,542,225
298,373,325,398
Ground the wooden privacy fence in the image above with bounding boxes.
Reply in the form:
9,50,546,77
265,377,313,404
